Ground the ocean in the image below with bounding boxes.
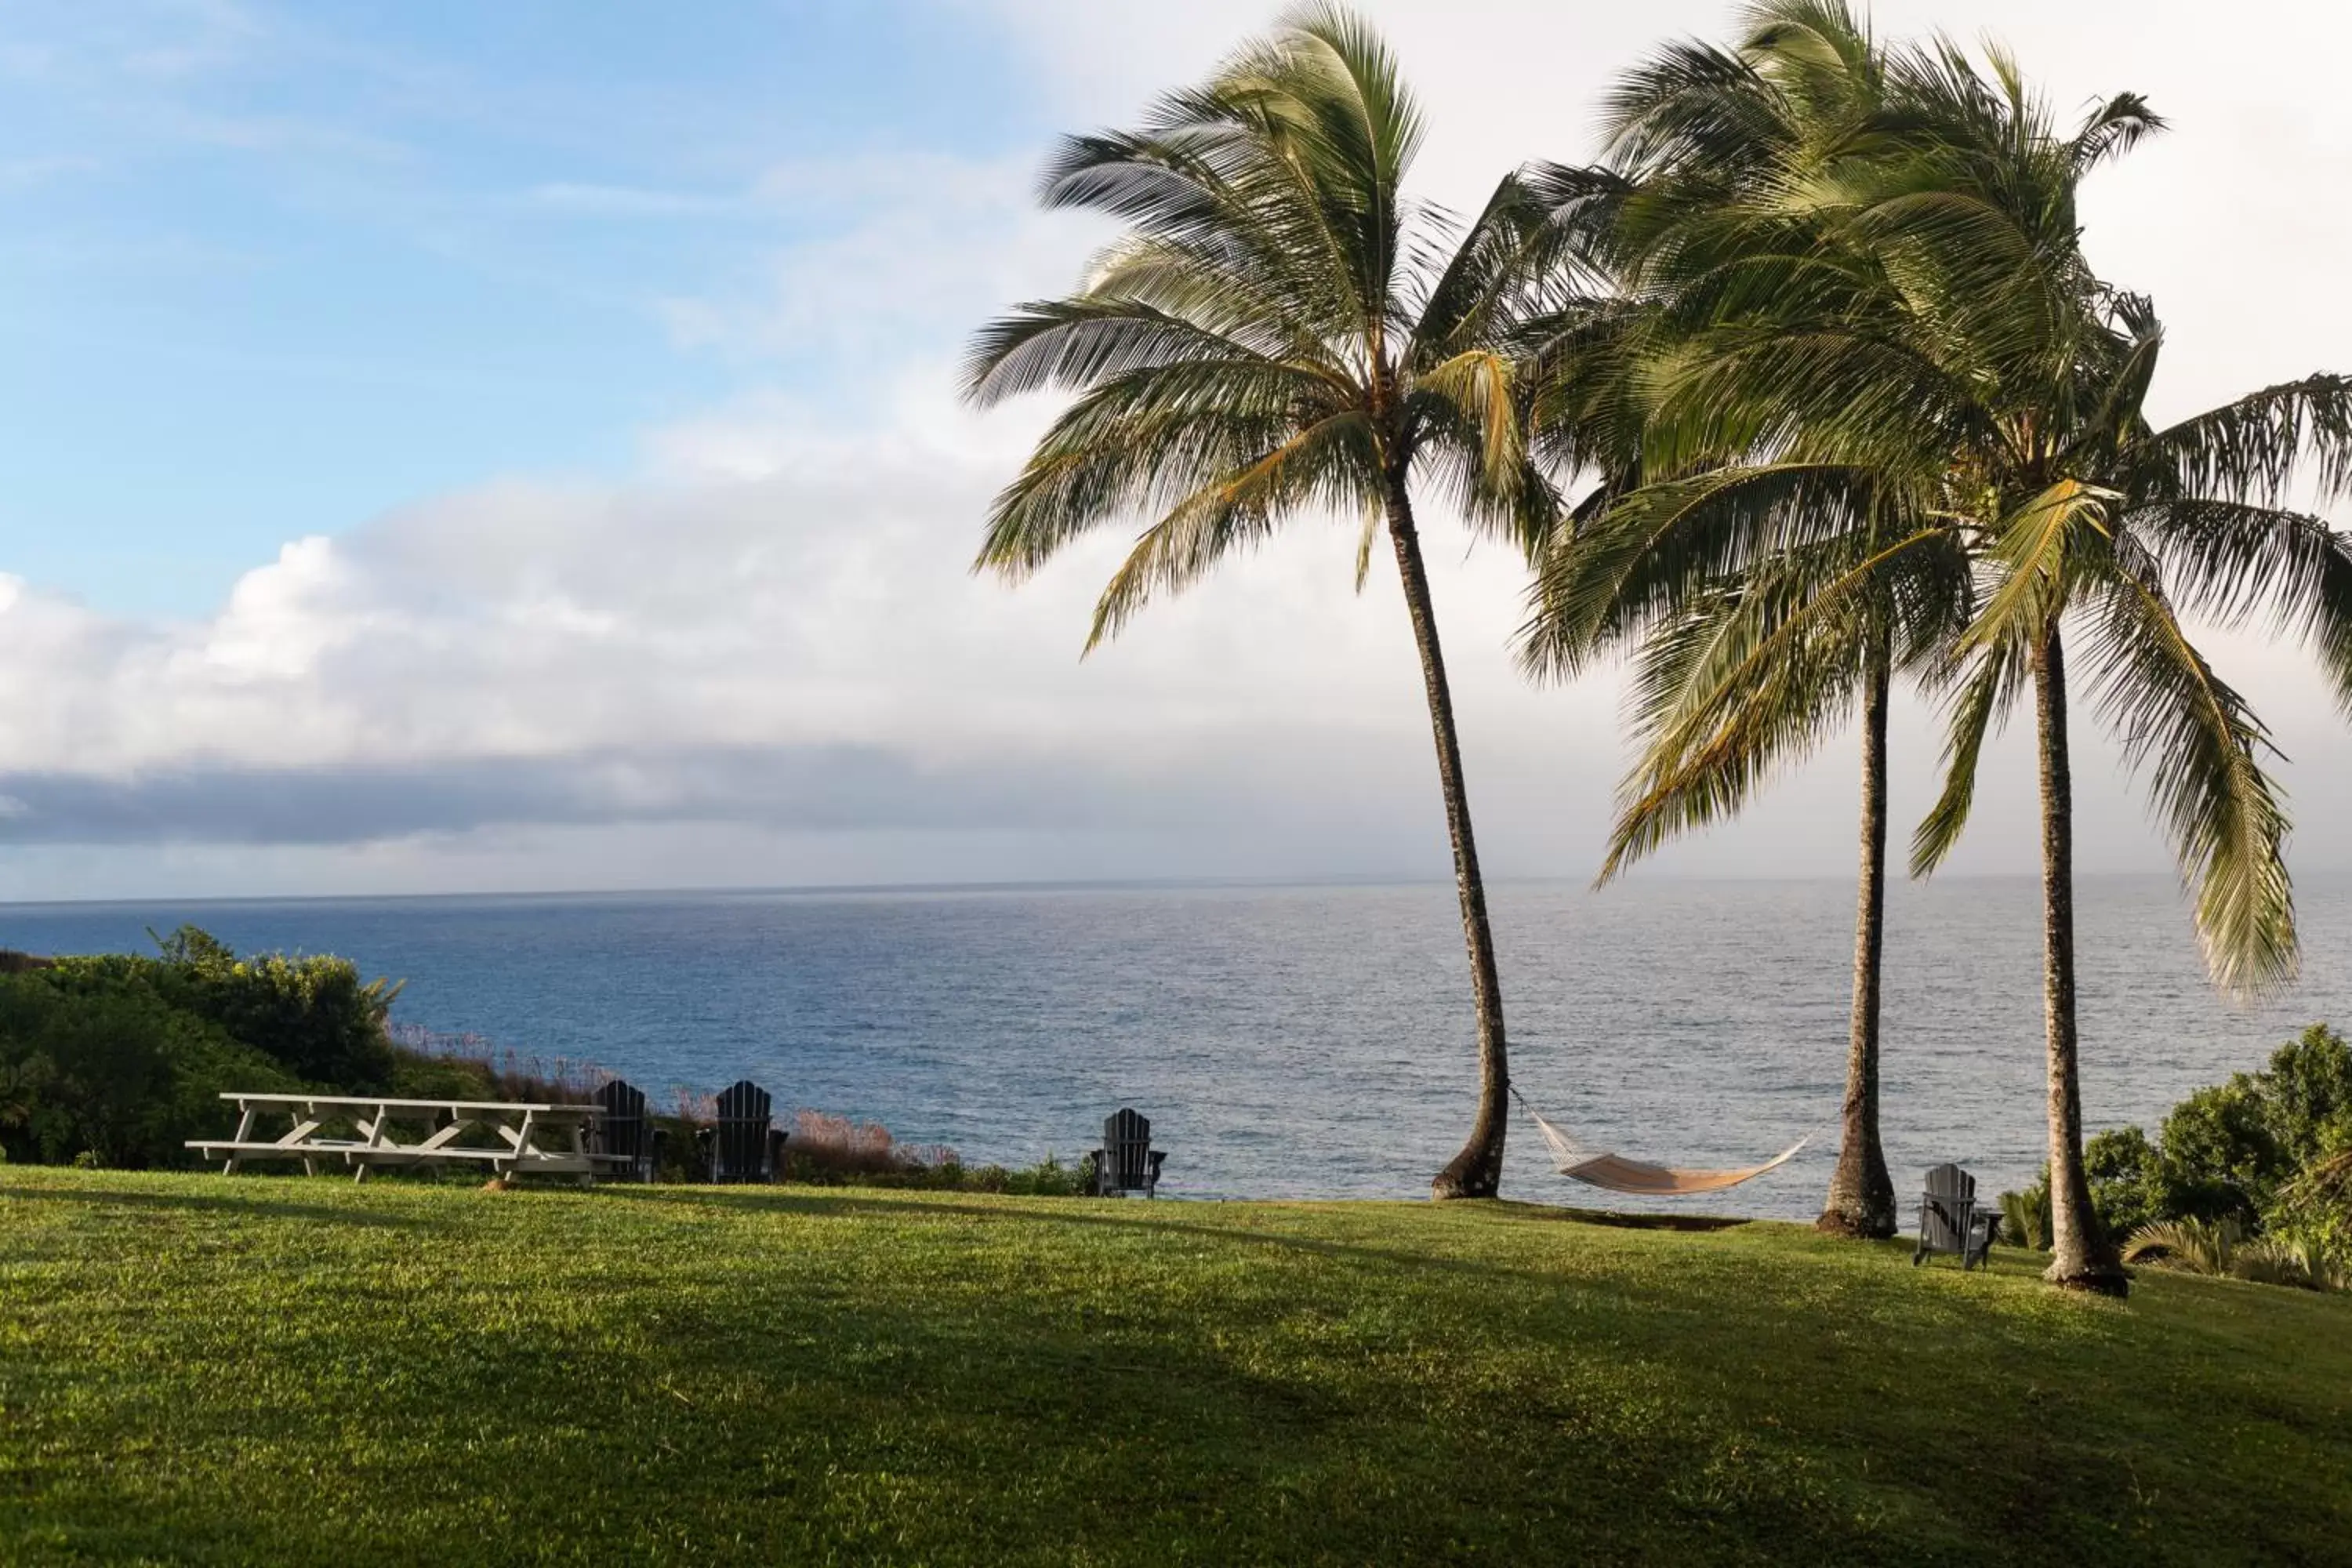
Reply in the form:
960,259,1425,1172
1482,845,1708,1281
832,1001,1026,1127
5,874,2346,1216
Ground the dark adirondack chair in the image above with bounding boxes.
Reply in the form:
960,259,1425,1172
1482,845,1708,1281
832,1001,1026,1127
593,1078,660,1183
1912,1163,2000,1269
704,1080,786,1185
1091,1109,1166,1198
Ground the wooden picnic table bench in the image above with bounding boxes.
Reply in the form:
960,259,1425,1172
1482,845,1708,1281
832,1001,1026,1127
187,1092,626,1185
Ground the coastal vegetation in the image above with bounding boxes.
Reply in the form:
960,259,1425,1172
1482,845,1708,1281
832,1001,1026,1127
9,7,2352,1559
0,931,1094,1196
8,1167,2352,1566
1987,1024,2352,1291
969,1,2352,1292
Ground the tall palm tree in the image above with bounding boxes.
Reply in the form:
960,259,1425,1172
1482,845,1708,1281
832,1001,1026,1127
1557,26,2352,1290
961,5,1592,1198
1521,2,1973,1238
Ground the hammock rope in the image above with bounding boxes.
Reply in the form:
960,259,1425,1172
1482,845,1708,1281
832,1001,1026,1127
1511,1087,1809,1196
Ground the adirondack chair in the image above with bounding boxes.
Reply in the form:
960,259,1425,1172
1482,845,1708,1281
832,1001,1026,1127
593,1078,660,1183
1091,1108,1166,1197
1911,1163,2000,1269
703,1080,787,1185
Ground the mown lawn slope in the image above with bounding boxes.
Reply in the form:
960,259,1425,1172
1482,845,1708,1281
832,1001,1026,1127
3,1168,2347,1565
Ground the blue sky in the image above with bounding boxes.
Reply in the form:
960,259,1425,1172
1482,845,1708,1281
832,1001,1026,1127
2,0,2350,902
1,0,1054,616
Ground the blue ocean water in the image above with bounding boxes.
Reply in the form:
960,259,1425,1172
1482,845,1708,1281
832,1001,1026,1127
5,874,2346,1217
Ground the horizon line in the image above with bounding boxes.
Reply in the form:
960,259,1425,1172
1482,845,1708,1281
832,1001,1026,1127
0,866,2255,911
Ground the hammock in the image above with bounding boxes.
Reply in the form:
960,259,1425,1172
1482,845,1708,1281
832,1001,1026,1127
1519,1098,1809,1196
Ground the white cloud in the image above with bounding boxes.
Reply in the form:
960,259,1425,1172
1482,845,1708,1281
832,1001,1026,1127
4,0,2351,899
7,349,2347,899
652,153,1105,369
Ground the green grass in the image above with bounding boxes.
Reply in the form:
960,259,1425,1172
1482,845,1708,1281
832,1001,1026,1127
4,1170,2348,1565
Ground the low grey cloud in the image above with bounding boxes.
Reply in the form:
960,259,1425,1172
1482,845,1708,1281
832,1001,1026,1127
0,745,1106,845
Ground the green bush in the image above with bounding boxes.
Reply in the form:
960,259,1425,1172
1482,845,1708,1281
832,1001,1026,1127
1998,1170,2052,1250
2270,1151,2352,1261
2085,1025,2352,1236
44,926,401,1090
2263,1023,2352,1166
0,972,298,1168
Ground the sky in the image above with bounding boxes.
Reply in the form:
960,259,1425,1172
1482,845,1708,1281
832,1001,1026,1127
2,0,2350,901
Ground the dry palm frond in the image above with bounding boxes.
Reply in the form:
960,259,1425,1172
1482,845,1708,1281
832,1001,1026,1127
2229,1236,2320,1290
2122,1216,2240,1276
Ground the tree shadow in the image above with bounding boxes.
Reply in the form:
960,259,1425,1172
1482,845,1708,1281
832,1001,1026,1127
1489,1200,1751,1232
3,1181,423,1231
586,1186,1765,1297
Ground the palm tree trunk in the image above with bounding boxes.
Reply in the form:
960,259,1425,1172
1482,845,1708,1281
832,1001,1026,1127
1385,481,1508,1200
1817,630,1897,1238
2031,626,2126,1294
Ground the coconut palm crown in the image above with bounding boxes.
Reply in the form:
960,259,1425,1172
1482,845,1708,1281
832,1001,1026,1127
1520,1,1978,1239
1536,16,2352,1290
962,4,1599,1198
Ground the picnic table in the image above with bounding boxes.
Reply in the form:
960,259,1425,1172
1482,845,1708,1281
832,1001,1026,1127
187,1093,622,1184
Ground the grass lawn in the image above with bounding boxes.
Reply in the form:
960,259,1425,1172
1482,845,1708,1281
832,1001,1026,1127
3,1168,2348,1565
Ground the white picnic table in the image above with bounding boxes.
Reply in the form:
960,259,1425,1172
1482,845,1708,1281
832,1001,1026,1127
187,1092,624,1184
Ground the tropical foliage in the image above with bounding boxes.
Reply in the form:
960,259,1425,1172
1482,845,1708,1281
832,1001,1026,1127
42,925,403,1089
0,971,297,1168
1999,1173,2051,1252
2121,1217,2349,1293
1516,0,1963,1241
2085,1024,2352,1245
955,2,2352,1256
962,4,1605,1197
1511,1,2352,1290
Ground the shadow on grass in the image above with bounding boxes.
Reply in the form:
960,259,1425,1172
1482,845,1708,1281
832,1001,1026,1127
1,1181,424,1231
1492,1201,1751,1232
17,1176,2346,1563
584,1186,1794,1305
0,1214,1978,1566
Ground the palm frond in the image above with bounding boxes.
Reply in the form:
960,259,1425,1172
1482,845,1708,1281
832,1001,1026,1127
1519,463,1880,681
1909,641,2024,877
1083,411,1381,648
975,360,1344,578
2081,563,2296,996
2131,498,2352,717
1956,477,2117,655
2138,374,2352,508
964,296,1333,407
1599,526,1951,879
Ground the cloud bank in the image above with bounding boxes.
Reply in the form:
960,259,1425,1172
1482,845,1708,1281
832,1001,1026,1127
4,0,2350,898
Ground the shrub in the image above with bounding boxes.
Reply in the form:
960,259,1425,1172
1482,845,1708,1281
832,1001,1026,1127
2122,1217,2241,1276
2270,1151,2352,1260
2120,1216,2345,1292
2158,1080,2286,1221
44,926,401,1090
2086,1120,2252,1235
1000,1152,1090,1197
1998,1171,2052,1251
2084,1025,2352,1239
2263,1024,2352,1167
2085,1127,2164,1239
0,971,298,1168
783,1109,957,1184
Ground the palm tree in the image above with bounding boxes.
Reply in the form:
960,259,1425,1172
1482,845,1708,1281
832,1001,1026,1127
1555,26,2352,1291
960,5,1591,1198
1520,2,1972,1238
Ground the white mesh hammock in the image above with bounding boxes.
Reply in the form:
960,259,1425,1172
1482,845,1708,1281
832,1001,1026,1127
1519,1094,1809,1196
